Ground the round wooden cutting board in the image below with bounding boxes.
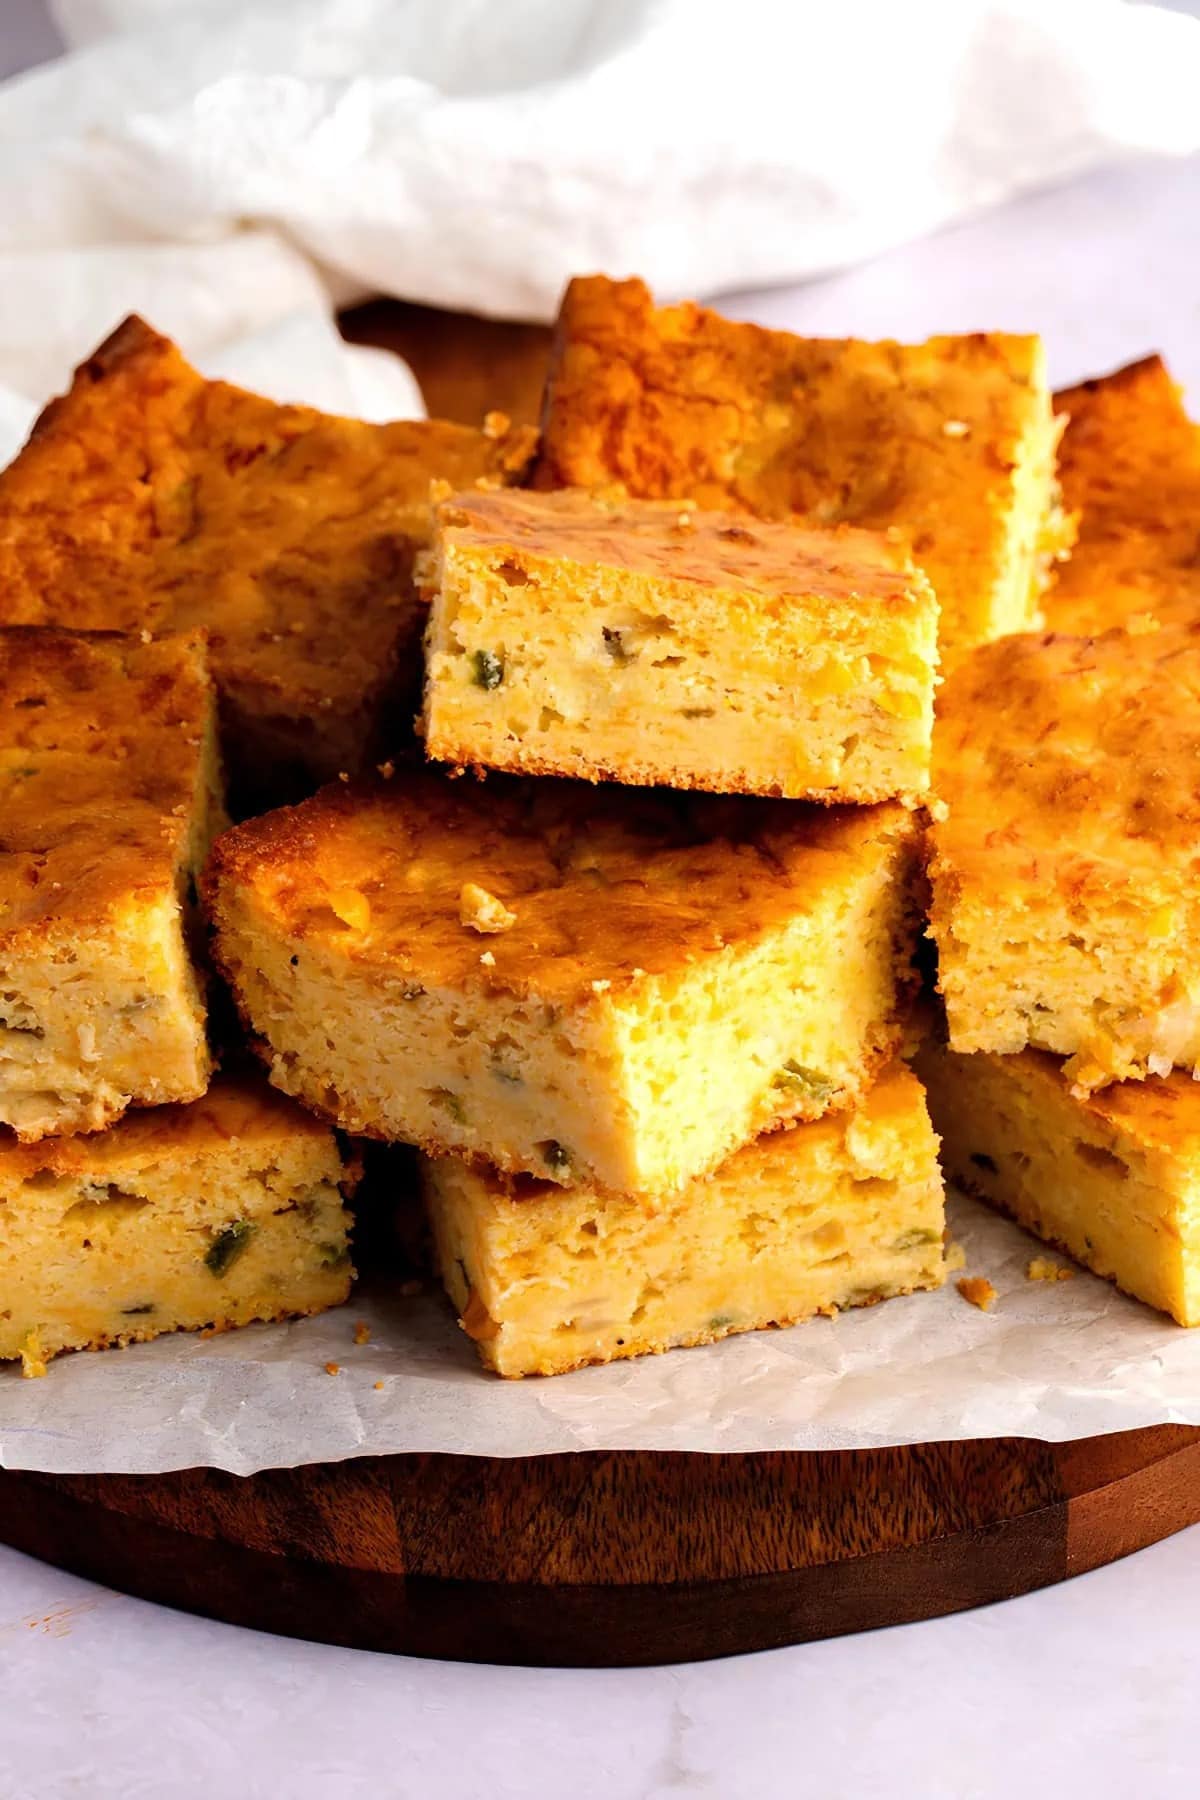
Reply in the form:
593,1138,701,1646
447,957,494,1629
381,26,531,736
1,1430,1199,1665
2,306,1196,1666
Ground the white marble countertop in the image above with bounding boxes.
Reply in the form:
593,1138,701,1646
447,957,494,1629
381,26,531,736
3,7,1200,1794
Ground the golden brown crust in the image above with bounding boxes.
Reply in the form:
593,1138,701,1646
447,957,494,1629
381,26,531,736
433,486,925,609
1049,355,1200,635
205,768,916,1011
0,315,537,788
932,619,1200,888
1008,1048,1200,1162
0,626,214,945
534,275,1060,661
0,1072,338,1183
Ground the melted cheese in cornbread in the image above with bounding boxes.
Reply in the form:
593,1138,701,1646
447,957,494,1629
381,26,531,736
0,317,536,793
0,1075,356,1373
534,275,1070,671
918,1044,1200,1327
930,620,1200,1090
1049,356,1200,636
206,771,923,1197
422,487,938,802
0,628,222,1141
423,1061,945,1376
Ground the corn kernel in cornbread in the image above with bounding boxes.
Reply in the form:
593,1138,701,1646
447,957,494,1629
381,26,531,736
0,317,536,793
1048,356,1200,635
422,487,938,802
929,620,1200,1091
0,1075,356,1374
534,276,1069,669
918,1043,1200,1327
423,1062,945,1376
0,628,222,1141
206,772,923,1197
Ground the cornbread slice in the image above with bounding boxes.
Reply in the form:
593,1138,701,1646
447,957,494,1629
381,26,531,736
421,487,938,802
918,1043,1200,1327
206,772,923,1197
0,316,536,793
0,627,222,1141
928,619,1200,1091
534,275,1069,670
0,1075,357,1375
423,1061,945,1377
1048,356,1200,636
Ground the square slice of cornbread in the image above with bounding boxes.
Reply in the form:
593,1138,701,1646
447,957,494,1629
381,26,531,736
0,627,223,1141
918,1043,1200,1327
422,1061,945,1376
928,620,1200,1092
421,487,938,802
533,276,1069,671
0,316,536,795
1048,356,1200,636
0,1075,357,1375
206,772,923,1198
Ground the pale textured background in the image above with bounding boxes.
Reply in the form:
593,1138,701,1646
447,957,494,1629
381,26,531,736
2,5,1200,1797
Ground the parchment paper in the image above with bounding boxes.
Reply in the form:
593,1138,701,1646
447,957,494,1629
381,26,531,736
3,1190,1198,1474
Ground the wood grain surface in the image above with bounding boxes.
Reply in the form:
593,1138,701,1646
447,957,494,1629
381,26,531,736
1,1431,1199,1665
1,303,1197,1667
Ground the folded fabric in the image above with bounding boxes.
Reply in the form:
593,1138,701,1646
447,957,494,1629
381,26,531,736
0,0,1194,446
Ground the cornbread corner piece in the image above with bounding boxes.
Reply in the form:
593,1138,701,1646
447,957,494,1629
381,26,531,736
1049,355,1200,636
533,275,1070,670
421,487,938,803
929,619,1200,1092
0,627,223,1142
917,1043,1200,1327
205,771,923,1197
422,1061,945,1377
0,316,537,793
0,1075,357,1375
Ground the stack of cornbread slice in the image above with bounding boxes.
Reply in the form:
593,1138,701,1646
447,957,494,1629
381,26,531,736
921,356,1200,1327
0,627,359,1372
0,318,532,1374
205,275,1072,1377
5,271,1131,1388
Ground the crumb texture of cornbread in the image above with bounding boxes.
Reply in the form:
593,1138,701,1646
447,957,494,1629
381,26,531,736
0,317,536,791
0,628,222,1141
0,1075,356,1372
423,1061,945,1377
534,275,1069,669
918,1044,1200,1327
929,620,1200,1091
1049,356,1200,636
206,772,922,1197
421,487,938,802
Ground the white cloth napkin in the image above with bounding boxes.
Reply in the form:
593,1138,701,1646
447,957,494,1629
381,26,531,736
0,0,1197,448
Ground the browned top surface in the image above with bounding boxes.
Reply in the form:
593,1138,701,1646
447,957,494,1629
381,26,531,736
0,1073,336,1181
0,627,214,943
1049,356,1200,635
1006,1049,1200,1162
208,769,913,1009
0,316,536,728
932,620,1200,890
438,486,930,613
533,276,1052,644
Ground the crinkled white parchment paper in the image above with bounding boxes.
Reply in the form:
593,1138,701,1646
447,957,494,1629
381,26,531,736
3,1191,1198,1474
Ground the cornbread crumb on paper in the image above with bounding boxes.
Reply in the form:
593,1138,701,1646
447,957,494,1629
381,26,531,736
1027,1256,1074,1283
325,1361,341,1376
353,1320,371,1345
957,1275,997,1313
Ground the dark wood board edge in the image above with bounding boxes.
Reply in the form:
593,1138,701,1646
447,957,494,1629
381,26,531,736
0,1430,1197,1667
